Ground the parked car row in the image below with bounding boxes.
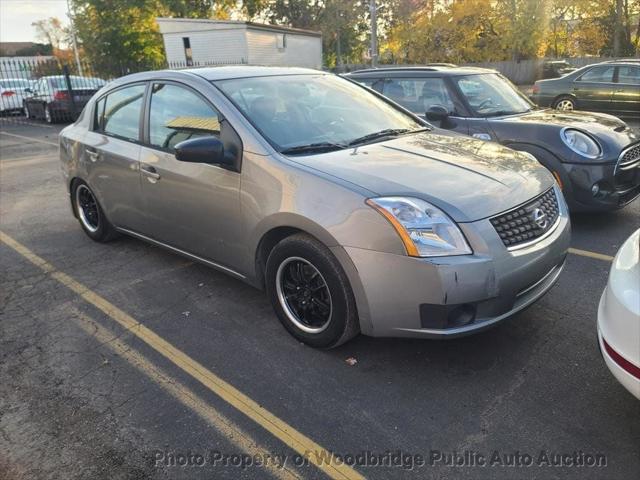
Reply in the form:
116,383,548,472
59,65,637,397
345,63,640,211
0,75,106,123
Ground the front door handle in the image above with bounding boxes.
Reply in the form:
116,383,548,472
141,165,161,182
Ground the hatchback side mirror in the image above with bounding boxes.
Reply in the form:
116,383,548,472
174,136,228,166
425,105,449,122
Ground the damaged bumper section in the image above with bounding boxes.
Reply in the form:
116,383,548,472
341,202,571,338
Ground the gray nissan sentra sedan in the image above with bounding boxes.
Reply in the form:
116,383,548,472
60,66,571,348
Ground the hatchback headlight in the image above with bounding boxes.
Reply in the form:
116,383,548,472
560,128,601,159
366,197,472,257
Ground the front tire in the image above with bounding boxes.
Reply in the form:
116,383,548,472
265,234,359,348
72,180,118,242
553,95,575,111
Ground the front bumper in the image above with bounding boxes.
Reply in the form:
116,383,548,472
336,196,571,338
562,161,640,211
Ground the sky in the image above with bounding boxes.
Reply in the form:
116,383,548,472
0,0,70,43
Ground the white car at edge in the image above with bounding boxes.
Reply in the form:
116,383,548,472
598,228,640,400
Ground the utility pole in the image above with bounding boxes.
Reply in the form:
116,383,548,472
613,0,623,57
336,4,343,69
369,0,378,67
66,0,83,75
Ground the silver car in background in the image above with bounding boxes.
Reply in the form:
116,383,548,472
60,67,571,348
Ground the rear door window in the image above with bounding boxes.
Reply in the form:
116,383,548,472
578,66,615,83
382,77,456,114
616,66,640,85
97,84,146,142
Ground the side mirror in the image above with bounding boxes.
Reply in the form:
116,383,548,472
174,136,228,166
425,105,449,122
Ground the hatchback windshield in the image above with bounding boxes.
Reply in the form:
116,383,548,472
455,73,533,117
215,74,425,154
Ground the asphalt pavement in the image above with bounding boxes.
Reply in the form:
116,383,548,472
1,118,639,480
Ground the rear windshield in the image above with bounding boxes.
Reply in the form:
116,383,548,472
0,79,31,89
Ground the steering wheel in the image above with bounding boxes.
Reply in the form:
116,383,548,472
476,98,494,110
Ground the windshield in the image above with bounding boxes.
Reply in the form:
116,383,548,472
455,73,533,117
215,74,425,153
0,79,31,89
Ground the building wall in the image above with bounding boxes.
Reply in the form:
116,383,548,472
246,30,322,69
162,28,248,65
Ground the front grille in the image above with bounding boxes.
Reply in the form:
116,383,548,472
490,188,560,249
617,143,640,172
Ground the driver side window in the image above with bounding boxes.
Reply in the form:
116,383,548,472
148,83,220,152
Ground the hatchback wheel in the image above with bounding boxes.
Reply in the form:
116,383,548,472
72,180,118,242
553,96,575,111
265,234,359,348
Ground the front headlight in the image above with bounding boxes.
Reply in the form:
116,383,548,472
560,128,601,159
366,197,472,257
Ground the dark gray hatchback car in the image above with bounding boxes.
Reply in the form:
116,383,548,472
346,66,640,211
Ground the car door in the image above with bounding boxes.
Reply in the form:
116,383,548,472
573,65,616,112
380,76,469,133
612,65,640,115
138,81,241,265
82,83,147,230
26,79,45,117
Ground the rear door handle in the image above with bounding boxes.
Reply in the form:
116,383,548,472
85,147,100,162
141,165,161,182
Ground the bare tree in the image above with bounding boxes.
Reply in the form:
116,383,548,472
32,17,68,51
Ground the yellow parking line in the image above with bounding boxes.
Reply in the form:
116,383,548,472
568,247,614,262
0,130,58,146
69,307,301,480
0,230,364,480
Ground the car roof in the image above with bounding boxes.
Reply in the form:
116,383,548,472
345,65,496,77
113,65,324,85
601,58,640,65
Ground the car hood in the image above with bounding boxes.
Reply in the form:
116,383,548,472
288,131,554,222
490,109,639,153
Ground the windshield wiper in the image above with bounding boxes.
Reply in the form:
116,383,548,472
280,142,347,155
484,110,524,117
347,127,429,147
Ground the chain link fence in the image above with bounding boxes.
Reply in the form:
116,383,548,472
0,57,247,126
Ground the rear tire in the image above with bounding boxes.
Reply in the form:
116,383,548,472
553,95,575,111
72,180,118,242
265,234,359,348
